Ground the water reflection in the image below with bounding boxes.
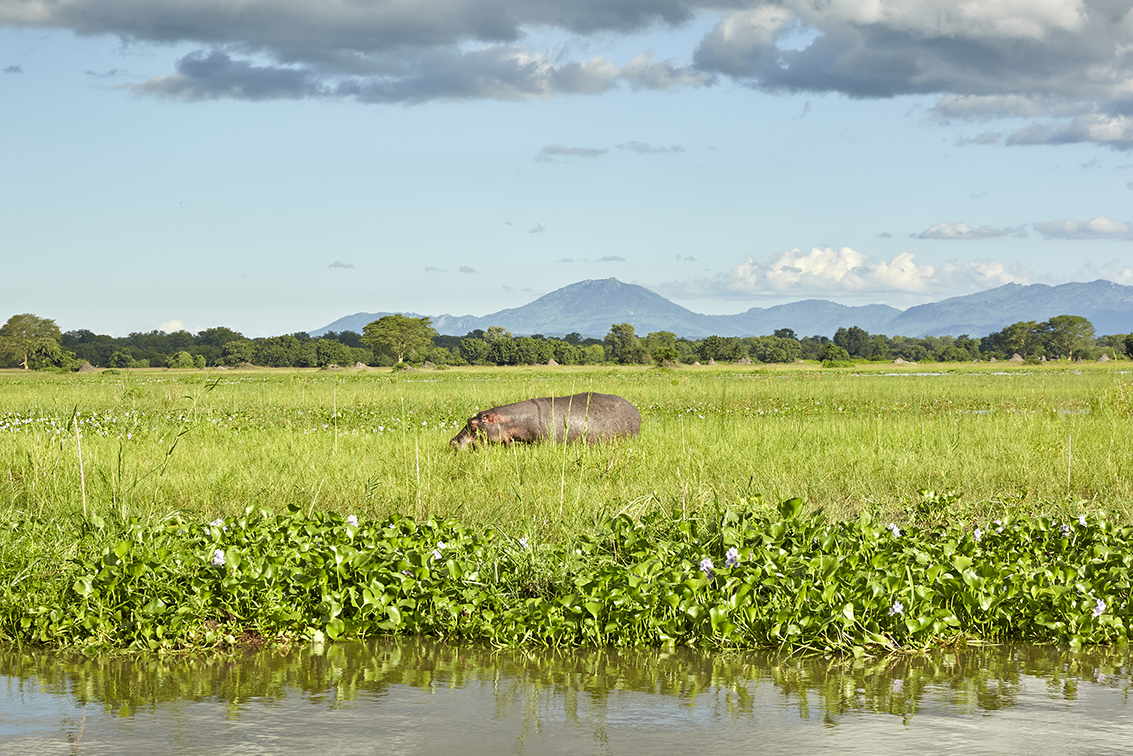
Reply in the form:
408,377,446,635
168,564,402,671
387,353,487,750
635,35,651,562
2,641,1131,755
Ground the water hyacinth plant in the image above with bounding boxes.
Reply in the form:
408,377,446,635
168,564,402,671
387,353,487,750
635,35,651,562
1,500,1131,655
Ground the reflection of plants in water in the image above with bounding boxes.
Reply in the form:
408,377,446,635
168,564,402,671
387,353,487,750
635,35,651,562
4,641,1133,725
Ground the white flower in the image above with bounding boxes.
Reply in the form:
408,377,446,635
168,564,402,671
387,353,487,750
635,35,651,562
974,527,982,542
1093,598,1106,618
725,547,739,568
889,600,904,616
519,537,529,549
432,541,447,561
347,514,359,527
212,549,225,566
1079,515,1088,527
699,558,714,578
211,518,224,528
887,523,900,537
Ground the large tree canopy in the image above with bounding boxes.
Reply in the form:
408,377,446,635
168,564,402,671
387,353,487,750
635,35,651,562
0,314,62,369
361,315,437,364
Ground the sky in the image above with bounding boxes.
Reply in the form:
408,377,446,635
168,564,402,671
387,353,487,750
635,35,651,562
2,0,1133,337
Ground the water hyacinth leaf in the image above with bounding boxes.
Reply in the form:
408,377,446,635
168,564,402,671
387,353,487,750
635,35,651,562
778,498,805,520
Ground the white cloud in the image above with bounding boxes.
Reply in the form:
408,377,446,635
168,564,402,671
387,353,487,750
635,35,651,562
599,255,626,262
1005,114,1133,150
329,260,354,268
916,221,1027,239
159,320,194,332
1076,261,1133,285
691,1,1133,148
955,131,1002,147
1032,216,1133,240
8,0,1133,141
663,246,1026,300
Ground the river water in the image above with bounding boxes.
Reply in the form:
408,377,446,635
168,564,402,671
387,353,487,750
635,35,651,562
2,640,1130,755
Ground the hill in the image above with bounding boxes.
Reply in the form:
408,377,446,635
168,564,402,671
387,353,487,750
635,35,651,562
312,278,1133,339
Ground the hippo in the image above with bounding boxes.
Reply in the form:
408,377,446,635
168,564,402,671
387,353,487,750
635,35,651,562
450,393,641,450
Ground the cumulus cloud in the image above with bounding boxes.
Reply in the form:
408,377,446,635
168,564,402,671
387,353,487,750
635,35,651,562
329,260,354,269
8,0,1133,137
159,319,186,332
664,246,1026,300
599,255,626,262
690,1,1133,149
1077,261,1133,285
127,45,708,104
1032,216,1133,240
1004,114,1133,150
916,221,1028,240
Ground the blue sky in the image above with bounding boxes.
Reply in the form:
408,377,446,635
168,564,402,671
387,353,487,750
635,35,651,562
2,1,1132,337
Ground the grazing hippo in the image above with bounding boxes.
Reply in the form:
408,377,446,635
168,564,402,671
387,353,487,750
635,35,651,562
450,392,640,450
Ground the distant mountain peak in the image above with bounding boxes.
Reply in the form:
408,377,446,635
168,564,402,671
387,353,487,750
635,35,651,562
311,278,1133,340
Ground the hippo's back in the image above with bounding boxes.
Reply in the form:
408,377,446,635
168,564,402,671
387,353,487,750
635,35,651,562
538,392,640,443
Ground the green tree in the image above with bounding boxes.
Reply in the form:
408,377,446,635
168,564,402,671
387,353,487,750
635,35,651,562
487,336,518,365
362,315,438,364
819,343,851,362
605,323,645,364
168,351,196,369
1,314,62,370
1041,315,1095,359
747,335,801,363
545,339,579,365
483,326,512,343
833,326,870,358
699,335,743,362
652,346,680,366
222,340,256,366
109,349,135,368
1000,321,1042,357
459,337,489,364
641,331,677,354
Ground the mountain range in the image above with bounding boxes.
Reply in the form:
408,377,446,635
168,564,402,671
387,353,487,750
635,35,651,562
312,278,1133,340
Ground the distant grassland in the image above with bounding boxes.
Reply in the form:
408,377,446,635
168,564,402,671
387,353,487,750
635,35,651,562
2,362,1132,539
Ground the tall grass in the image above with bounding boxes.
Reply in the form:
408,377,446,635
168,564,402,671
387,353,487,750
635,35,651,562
2,363,1131,541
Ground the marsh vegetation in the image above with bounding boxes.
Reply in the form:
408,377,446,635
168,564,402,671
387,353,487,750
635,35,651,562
2,362,1131,653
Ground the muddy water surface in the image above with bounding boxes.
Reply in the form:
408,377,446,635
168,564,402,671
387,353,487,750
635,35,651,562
2,641,1131,755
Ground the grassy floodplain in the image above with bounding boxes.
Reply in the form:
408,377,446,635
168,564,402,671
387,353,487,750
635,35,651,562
2,361,1131,533
3,361,1133,654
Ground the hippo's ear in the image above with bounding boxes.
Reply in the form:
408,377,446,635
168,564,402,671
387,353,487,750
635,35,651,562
482,412,501,424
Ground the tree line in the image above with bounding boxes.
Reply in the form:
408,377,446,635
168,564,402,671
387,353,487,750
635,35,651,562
2,312,1130,371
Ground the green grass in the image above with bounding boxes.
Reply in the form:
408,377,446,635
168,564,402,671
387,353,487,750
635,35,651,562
2,362,1132,539
3,361,1133,653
